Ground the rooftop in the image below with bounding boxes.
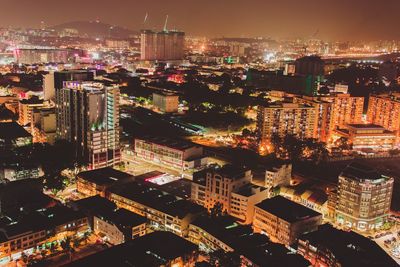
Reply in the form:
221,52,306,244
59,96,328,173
190,215,309,267
347,124,386,129
0,122,32,139
19,97,44,105
77,167,134,186
136,135,200,151
66,231,197,267
108,181,205,219
234,184,267,197
340,162,387,181
210,164,251,180
255,196,321,223
72,195,117,215
299,224,398,267
102,208,147,228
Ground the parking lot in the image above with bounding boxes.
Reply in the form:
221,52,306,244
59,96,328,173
373,219,400,265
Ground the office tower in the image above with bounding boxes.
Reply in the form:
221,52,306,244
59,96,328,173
295,56,325,96
43,72,55,101
367,93,400,140
43,70,94,102
257,102,317,145
140,30,185,61
54,70,94,91
56,81,120,169
295,56,325,77
335,162,393,231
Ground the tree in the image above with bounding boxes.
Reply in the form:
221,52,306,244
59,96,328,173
209,250,241,267
43,174,67,195
335,137,352,151
210,202,224,218
60,236,74,262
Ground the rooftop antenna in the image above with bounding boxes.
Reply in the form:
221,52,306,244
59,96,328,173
163,15,169,32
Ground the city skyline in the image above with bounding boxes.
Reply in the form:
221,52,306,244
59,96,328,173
1,0,400,40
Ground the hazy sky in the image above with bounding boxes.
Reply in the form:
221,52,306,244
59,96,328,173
2,0,400,40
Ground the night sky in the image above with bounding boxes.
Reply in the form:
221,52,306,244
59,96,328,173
3,0,400,39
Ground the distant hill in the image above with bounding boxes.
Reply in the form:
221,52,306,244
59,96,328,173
51,21,137,38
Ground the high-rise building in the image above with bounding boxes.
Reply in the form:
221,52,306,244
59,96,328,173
320,94,364,131
56,81,121,169
367,93,400,140
294,94,364,142
140,30,185,61
335,162,393,231
43,70,94,102
294,56,325,96
257,102,317,146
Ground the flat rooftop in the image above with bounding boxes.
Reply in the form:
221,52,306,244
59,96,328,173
77,167,134,186
211,164,251,180
0,122,31,139
136,136,199,151
256,196,321,223
340,162,385,181
108,181,205,219
347,124,385,129
66,231,197,267
299,224,398,267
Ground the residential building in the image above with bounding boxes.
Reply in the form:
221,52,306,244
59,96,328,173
253,196,322,246
191,165,267,224
18,97,44,126
107,180,205,237
320,94,364,131
294,94,364,142
188,215,309,267
56,81,121,169
230,184,269,224
336,162,394,231
367,93,400,140
141,29,185,61
257,102,317,146
279,185,328,216
93,208,147,245
0,206,89,263
264,163,292,189
30,106,56,144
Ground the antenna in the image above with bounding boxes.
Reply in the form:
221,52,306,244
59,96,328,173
163,15,169,32
143,12,148,25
